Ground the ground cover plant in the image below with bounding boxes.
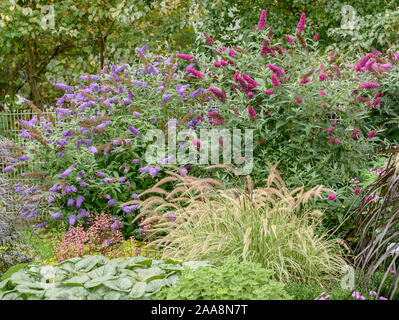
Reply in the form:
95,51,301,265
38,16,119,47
0,254,211,300
156,256,291,300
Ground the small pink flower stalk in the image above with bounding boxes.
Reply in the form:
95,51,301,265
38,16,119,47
328,193,336,200
209,86,226,102
296,12,306,32
352,128,360,141
319,73,328,81
271,74,281,87
248,105,258,120
187,67,205,79
176,54,196,62
355,53,373,72
352,291,365,300
294,96,302,104
257,9,267,30
208,111,225,126
203,33,214,45
314,292,330,300
285,35,295,43
192,139,201,147
267,63,285,78
368,130,377,138
313,32,320,41
361,82,380,89
228,48,237,57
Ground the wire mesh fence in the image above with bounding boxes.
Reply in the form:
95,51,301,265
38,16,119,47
0,110,55,179
0,110,56,222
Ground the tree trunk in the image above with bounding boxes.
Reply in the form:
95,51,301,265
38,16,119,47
25,39,41,106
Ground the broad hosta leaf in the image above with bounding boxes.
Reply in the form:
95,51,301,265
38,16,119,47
103,278,133,292
164,274,179,287
145,274,166,283
0,255,209,300
84,275,117,289
119,269,137,278
145,279,167,294
0,264,28,281
135,267,163,282
1,290,19,300
87,264,116,279
61,275,91,286
39,266,58,280
158,264,184,272
13,286,45,299
103,290,122,300
74,255,108,272
125,257,153,268
44,286,89,300
128,281,147,299
58,261,76,273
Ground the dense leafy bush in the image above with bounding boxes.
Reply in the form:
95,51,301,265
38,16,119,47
137,165,346,283
188,10,399,225
3,51,201,236
328,9,399,52
156,256,291,300
0,255,210,300
192,0,398,50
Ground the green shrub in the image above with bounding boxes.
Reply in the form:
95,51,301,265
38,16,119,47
0,255,210,300
156,256,291,300
285,280,351,300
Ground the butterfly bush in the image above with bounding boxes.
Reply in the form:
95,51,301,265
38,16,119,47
179,9,398,226
7,50,214,236
8,10,399,235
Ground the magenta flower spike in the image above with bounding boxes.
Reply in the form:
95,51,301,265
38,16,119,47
297,12,306,32
257,10,267,30
271,74,281,87
285,35,295,43
361,82,380,89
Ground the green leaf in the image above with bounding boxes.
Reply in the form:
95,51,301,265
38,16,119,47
75,255,109,272
103,277,133,292
0,264,28,281
86,263,116,279
135,267,163,282
145,279,166,294
128,281,146,299
61,275,91,286
103,290,121,300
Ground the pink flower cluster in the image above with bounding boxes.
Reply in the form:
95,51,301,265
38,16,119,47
55,212,131,262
